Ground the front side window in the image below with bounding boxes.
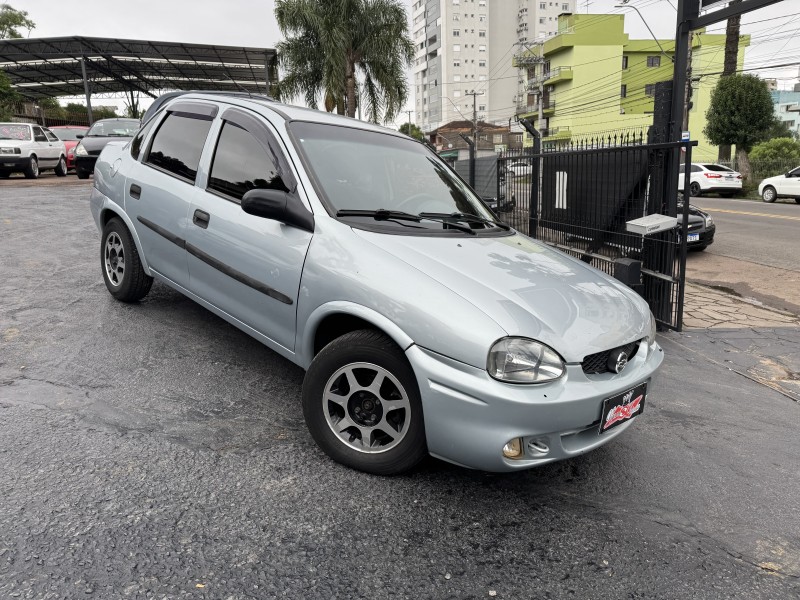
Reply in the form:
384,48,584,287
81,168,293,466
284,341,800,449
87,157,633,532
44,130,59,143
208,122,288,200
33,127,47,142
145,113,212,182
290,122,501,234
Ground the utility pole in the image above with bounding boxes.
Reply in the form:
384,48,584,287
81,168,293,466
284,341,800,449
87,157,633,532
466,90,481,148
718,0,742,161
683,32,693,134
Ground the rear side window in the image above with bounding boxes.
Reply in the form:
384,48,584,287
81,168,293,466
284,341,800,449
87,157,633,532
208,121,288,201
690,164,703,173
703,164,733,172
145,113,212,182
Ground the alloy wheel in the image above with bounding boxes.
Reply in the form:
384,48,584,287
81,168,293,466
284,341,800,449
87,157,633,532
323,362,411,454
104,232,125,287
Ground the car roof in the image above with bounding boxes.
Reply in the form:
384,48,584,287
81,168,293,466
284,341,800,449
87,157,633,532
150,91,405,139
49,125,89,129
0,122,31,127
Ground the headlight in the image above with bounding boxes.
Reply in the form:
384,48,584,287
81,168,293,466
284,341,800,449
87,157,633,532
647,312,657,348
704,215,713,227
68,147,75,156
487,337,565,383
74,143,88,156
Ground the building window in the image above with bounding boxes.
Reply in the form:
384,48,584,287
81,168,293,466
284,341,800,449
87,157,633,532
479,59,486,67
479,30,486,37
620,84,627,98
479,14,486,22
454,91,461,97
562,3,568,9
493,134,503,143
453,13,460,21
622,56,628,69
452,0,459,4
453,44,460,52
647,56,661,67
540,2,546,8
453,29,460,36
478,75,486,81
539,17,545,24
478,44,486,52
454,59,461,67
479,0,486,5
645,84,655,96
454,75,461,81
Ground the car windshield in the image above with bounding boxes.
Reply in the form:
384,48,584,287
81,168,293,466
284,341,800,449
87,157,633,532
87,120,140,137
51,127,87,141
703,164,733,172
289,122,501,233
0,124,31,141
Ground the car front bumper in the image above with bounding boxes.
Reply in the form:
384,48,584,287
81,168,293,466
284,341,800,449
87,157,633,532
0,156,29,170
75,155,98,173
407,340,664,472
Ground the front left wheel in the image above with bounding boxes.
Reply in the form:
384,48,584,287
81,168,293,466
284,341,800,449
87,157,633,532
100,218,153,302
302,330,427,475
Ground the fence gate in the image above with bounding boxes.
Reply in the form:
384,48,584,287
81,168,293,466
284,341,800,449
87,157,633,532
496,134,692,331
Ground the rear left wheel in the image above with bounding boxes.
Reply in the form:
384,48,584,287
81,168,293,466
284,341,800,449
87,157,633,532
302,330,427,475
101,218,153,302
54,156,67,177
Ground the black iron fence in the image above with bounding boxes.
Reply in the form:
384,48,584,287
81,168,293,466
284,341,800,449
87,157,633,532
489,130,692,331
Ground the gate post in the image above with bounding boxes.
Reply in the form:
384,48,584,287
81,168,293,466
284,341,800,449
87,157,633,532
518,118,541,238
459,133,476,188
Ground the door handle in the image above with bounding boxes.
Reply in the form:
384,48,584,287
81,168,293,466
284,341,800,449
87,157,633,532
193,209,210,229
129,184,141,199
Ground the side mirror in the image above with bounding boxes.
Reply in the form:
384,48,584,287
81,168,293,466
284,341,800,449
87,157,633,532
241,188,314,233
76,134,84,139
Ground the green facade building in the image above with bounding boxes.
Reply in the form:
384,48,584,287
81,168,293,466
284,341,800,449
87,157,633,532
518,13,748,161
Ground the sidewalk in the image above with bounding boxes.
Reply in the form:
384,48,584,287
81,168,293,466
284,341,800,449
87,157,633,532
670,283,800,402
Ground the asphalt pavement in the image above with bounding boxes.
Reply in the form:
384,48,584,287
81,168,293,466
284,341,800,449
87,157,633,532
1,182,799,599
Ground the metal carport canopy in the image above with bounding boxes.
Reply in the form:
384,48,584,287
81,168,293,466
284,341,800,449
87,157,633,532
0,36,278,100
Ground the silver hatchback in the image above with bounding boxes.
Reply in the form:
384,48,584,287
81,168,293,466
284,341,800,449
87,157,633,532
90,93,663,475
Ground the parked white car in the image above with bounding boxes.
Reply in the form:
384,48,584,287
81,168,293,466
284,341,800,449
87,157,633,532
0,123,68,179
506,161,532,178
759,166,800,203
678,163,742,197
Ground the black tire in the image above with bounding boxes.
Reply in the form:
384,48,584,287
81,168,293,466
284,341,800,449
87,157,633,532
302,329,427,475
0,171,10,178
100,217,153,302
23,156,39,179
54,156,67,177
795,198,800,204
76,168,91,180
762,186,777,203
689,181,701,197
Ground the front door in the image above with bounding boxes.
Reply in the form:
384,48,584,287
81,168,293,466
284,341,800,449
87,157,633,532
31,126,57,166
186,112,312,352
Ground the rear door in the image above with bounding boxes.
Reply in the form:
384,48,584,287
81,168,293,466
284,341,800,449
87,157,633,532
186,107,313,351
126,102,216,289
31,126,57,166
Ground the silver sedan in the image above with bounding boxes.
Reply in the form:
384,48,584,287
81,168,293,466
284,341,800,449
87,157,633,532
89,92,662,475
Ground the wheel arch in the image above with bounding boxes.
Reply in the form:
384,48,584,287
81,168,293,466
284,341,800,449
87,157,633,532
300,302,414,370
98,204,152,275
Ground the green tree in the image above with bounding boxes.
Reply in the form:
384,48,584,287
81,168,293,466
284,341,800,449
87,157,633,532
704,74,774,181
0,70,18,120
275,0,413,124
750,137,800,163
761,117,797,142
0,3,35,39
399,122,424,141
37,97,65,118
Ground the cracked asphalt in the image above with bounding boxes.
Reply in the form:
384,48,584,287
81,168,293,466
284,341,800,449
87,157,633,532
1,180,799,599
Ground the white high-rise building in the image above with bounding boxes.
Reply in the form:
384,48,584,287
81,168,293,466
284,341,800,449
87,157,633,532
412,0,576,133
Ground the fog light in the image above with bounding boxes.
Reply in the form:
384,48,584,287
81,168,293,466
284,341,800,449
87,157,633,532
502,437,524,459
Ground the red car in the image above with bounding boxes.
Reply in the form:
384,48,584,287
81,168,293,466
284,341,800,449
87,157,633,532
49,126,89,171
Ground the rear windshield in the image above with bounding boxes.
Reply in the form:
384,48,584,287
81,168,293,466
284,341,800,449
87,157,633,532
0,124,31,141
51,127,87,141
702,164,733,172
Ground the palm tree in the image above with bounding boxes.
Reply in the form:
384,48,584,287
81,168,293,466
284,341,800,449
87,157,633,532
275,0,413,124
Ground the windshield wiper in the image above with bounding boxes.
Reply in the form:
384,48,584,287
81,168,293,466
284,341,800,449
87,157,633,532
419,212,511,231
336,209,476,235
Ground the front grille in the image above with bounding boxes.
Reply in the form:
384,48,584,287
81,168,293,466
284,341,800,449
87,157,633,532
581,341,639,374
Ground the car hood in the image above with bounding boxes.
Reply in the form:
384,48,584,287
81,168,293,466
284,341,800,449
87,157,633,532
352,230,651,363
679,204,706,225
79,135,133,153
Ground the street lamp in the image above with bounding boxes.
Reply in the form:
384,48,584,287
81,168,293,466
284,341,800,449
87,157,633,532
614,4,674,63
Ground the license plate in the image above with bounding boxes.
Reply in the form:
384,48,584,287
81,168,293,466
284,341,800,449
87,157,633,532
687,233,700,242
600,382,646,433
4,162,15,167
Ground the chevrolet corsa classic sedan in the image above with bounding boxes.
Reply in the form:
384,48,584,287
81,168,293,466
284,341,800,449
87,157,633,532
89,92,663,475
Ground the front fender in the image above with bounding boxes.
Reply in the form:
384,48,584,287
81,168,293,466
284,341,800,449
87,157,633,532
297,301,415,369
89,186,152,276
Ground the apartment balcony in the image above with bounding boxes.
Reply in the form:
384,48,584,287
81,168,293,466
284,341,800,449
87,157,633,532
544,66,572,85
542,101,556,116
542,126,571,140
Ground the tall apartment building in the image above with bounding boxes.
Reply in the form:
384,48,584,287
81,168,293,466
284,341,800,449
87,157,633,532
411,0,576,134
